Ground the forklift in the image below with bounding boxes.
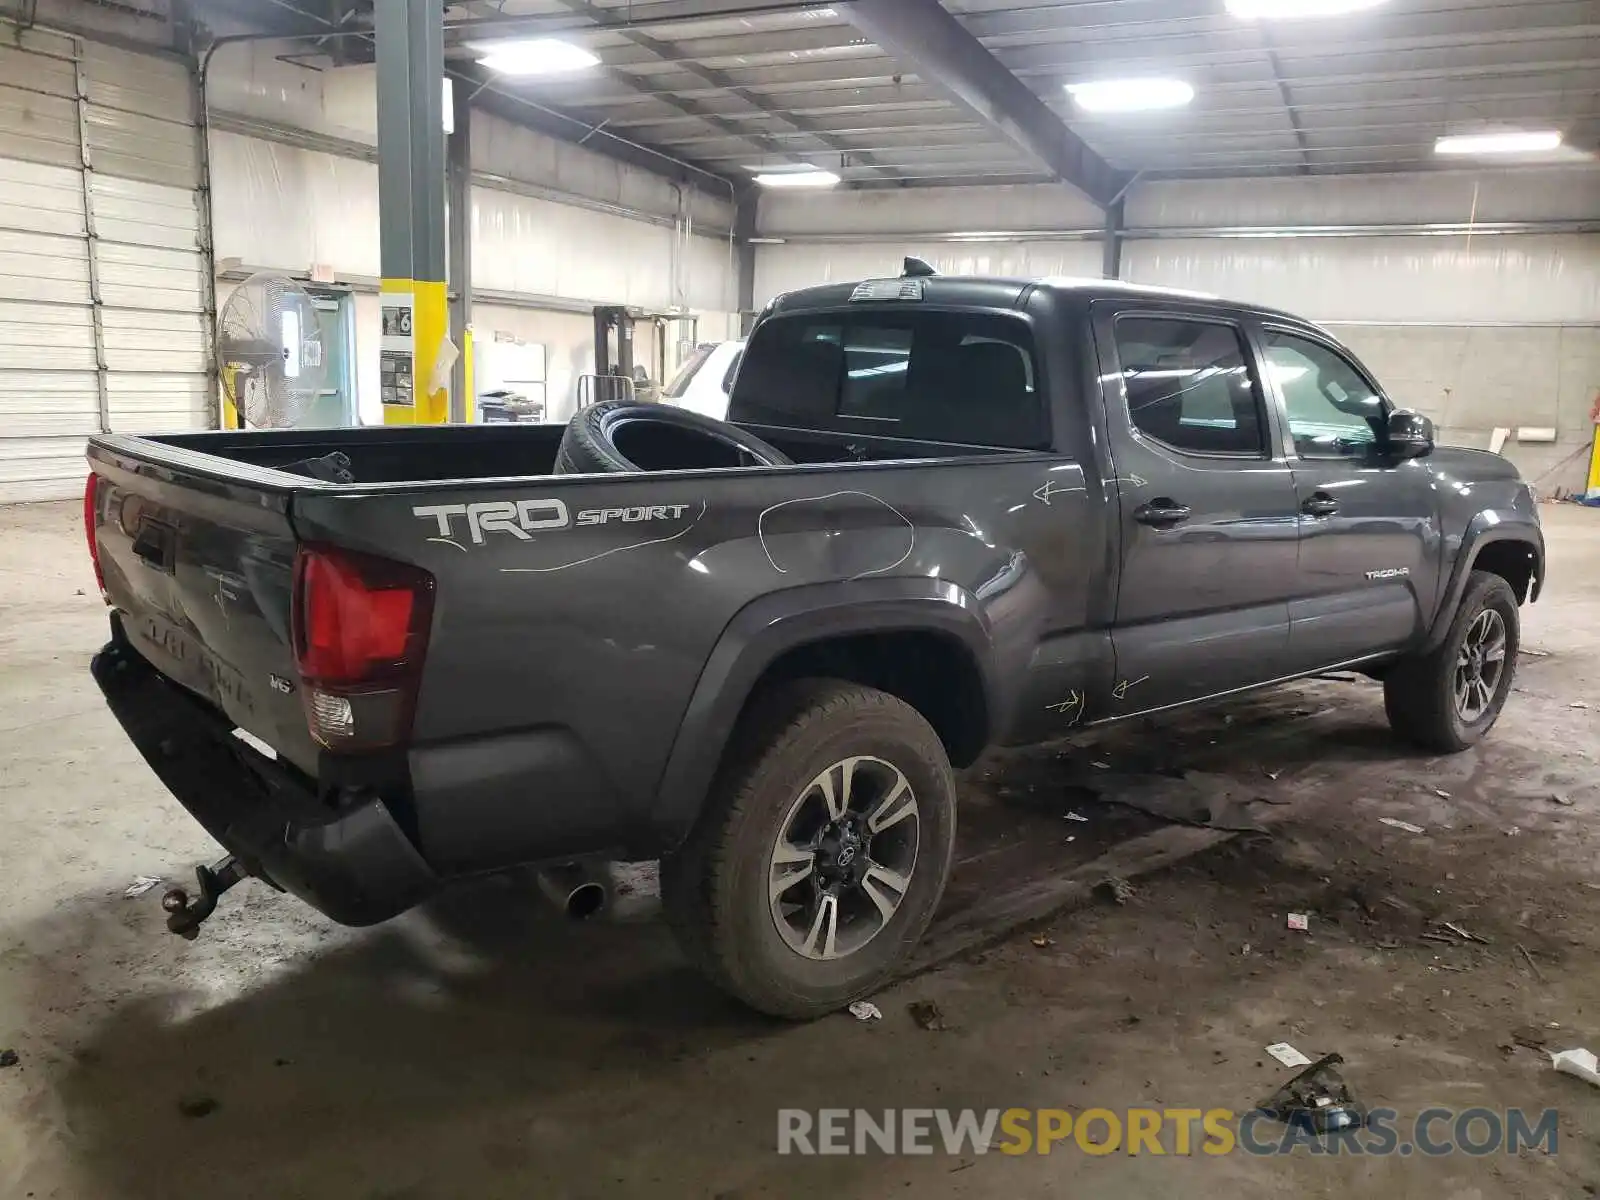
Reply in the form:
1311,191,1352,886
580,305,701,409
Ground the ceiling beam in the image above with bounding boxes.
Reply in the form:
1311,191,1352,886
538,0,900,181
843,0,1125,207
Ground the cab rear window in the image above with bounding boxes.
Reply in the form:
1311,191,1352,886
730,311,1048,449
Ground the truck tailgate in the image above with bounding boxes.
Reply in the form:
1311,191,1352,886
87,440,319,775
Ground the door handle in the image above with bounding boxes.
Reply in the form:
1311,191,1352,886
1133,499,1192,529
1302,493,1340,518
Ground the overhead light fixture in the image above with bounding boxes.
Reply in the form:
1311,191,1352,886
753,168,841,188
473,38,599,77
1066,78,1195,113
1226,0,1386,17
1435,130,1564,156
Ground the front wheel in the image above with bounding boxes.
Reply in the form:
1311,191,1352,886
660,680,957,1019
1384,570,1520,753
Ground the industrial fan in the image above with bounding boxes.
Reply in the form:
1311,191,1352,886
215,273,327,428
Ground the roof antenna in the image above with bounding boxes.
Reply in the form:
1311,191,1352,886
902,256,938,278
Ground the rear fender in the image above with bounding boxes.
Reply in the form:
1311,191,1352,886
650,578,1005,849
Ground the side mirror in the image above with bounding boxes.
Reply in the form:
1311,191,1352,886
1386,409,1435,460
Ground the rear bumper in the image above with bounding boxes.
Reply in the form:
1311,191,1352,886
92,633,437,926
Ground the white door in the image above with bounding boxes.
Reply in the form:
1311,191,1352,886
0,29,210,503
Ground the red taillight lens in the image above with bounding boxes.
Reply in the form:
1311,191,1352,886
83,472,107,600
291,545,435,749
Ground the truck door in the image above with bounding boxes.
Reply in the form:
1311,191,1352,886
1255,324,1441,671
1090,304,1302,715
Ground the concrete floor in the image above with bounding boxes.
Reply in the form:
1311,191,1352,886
2,499,1599,1200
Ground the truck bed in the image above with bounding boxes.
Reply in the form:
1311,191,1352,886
146,419,1015,489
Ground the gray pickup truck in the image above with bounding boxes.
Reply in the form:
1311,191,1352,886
86,270,1544,1017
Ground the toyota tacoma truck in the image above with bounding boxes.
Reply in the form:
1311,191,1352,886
85,271,1543,1018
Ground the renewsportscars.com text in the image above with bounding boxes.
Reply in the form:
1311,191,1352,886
777,1107,1560,1158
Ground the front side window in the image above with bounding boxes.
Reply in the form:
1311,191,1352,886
1113,317,1265,456
1263,330,1385,458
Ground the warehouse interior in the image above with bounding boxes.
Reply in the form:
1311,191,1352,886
2,0,1600,1195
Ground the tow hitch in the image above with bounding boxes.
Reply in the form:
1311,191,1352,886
161,855,247,939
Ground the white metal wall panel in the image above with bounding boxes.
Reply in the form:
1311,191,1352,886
1334,324,1600,494
1128,168,1600,229
1122,235,1600,324
473,187,679,309
754,240,1103,305
209,131,382,278
0,36,209,502
758,184,1102,237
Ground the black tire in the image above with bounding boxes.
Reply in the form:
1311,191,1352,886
1384,570,1520,753
553,401,792,475
660,680,957,1020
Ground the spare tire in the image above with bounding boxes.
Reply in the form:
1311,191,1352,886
554,401,792,475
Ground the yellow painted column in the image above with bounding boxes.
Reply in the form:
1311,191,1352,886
380,279,448,425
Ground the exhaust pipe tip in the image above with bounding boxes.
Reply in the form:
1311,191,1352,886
564,881,606,920
536,863,610,920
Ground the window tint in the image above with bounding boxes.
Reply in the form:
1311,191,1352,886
730,311,1047,448
1114,318,1264,456
1263,331,1385,458
663,343,716,399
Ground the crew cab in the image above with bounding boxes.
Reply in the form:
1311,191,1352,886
85,272,1543,1018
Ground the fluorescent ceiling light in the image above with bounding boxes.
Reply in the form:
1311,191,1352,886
1066,78,1194,113
1226,0,1386,17
753,169,841,188
474,38,598,77
1435,130,1564,156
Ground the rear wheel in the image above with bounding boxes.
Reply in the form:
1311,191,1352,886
661,680,956,1019
1384,570,1520,752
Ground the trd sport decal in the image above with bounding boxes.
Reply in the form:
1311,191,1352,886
413,499,696,546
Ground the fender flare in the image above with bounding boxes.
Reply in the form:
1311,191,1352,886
649,578,1000,849
1423,513,1545,652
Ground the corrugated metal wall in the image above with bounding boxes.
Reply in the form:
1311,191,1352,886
756,169,1600,491
0,29,208,503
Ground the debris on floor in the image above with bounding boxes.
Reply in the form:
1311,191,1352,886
847,1001,882,1022
1379,817,1427,834
1266,1042,1312,1068
1433,789,1452,799
1506,826,1523,837
1287,912,1311,932
1570,701,1590,710
1067,766,1280,831
1550,1048,1600,1088
1064,810,1089,822
0,1049,17,1069
1516,944,1545,981
1031,934,1054,948
1439,921,1490,945
177,1096,218,1119
907,1001,947,1032
124,875,163,898
1258,1054,1368,1134
1551,792,1575,807
1098,877,1136,905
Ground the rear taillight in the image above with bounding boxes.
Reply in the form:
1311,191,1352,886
83,472,107,601
291,545,435,750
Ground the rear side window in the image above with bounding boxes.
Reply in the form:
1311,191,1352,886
730,311,1047,449
1113,317,1265,457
